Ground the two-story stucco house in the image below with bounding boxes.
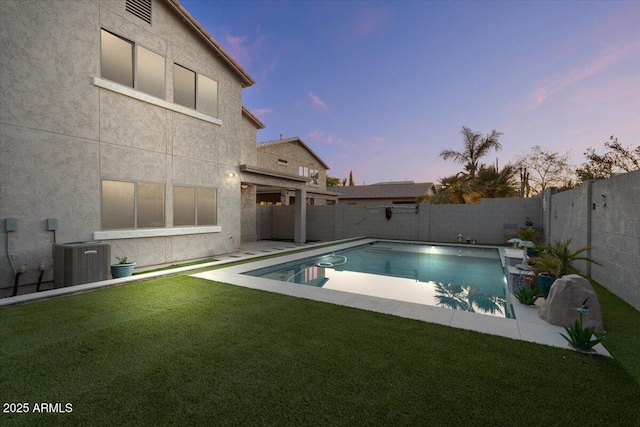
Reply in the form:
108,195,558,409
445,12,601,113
255,137,338,206
0,0,313,291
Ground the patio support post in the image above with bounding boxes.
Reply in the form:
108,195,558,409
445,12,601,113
294,188,307,243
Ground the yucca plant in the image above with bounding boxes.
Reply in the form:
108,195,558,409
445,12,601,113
534,238,601,299
514,285,539,305
535,238,600,278
560,298,604,352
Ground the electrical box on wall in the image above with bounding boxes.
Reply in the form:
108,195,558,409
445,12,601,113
47,218,58,231
6,218,17,232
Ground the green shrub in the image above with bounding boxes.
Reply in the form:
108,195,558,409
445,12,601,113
514,285,539,305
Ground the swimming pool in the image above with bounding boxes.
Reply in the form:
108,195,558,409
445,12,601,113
245,241,513,318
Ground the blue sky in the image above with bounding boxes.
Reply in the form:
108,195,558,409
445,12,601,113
181,0,640,185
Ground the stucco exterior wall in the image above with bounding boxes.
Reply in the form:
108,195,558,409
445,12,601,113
1,0,247,288
257,142,328,192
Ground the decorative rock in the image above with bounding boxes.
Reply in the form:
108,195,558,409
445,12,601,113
538,274,604,333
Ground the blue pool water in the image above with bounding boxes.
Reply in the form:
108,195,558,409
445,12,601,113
246,241,512,318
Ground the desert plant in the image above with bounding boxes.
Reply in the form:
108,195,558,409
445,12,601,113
534,238,600,278
514,285,539,305
516,227,542,245
560,298,604,352
116,256,130,264
525,217,534,227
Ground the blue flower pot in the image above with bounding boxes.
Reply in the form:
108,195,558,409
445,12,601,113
537,272,556,299
111,263,136,278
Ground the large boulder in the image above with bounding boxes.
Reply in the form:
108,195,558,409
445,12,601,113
538,274,604,333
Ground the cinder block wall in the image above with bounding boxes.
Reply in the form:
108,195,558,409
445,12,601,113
545,184,590,271
269,198,542,244
590,171,639,309
428,198,542,243
541,171,639,309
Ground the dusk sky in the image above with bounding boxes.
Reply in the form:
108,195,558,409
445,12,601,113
181,0,640,185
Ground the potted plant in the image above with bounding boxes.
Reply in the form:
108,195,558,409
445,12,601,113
111,256,136,278
534,238,600,299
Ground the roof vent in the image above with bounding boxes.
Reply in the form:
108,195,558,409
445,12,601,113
126,0,152,24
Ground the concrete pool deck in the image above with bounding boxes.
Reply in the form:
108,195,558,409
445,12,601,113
193,238,611,357
1,238,609,357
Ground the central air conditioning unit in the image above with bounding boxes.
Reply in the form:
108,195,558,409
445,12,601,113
53,241,111,287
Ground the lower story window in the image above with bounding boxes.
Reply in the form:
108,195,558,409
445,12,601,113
173,186,217,226
101,180,165,229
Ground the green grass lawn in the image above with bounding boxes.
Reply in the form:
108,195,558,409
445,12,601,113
1,273,639,426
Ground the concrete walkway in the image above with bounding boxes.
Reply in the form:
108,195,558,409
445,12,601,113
0,239,336,305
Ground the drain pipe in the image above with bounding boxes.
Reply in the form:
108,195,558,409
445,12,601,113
586,180,593,277
6,229,17,276
11,266,26,297
36,265,46,292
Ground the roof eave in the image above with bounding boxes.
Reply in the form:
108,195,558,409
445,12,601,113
166,0,255,88
242,106,265,129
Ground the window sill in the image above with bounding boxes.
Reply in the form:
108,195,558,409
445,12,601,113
94,226,221,240
92,77,222,126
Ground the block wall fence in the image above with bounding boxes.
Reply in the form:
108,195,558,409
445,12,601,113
260,170,640,309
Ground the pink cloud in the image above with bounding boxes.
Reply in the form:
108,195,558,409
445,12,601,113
224,33,250,65
308,129,346,146
253,108,273,117
223,29,269,67
309,92,328,113
353,7,391,39
527,42,638,111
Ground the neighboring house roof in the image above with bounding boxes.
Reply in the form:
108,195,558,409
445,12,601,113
166,0,255,87
328,182,435,200
257,136,330,170
242,106,265,129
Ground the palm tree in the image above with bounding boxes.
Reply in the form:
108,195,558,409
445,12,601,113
429,173,470,204
434,283,504,315
468,164,518,201
439,126,503,180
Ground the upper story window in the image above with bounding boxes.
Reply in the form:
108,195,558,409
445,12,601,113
173,63,218,118
100,29,165,99
299,167,319,186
